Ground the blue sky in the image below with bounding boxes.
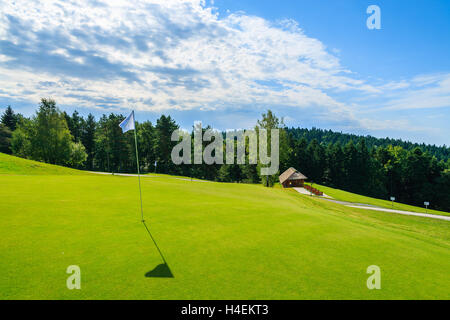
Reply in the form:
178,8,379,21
215,0,450,78
0,0,449,145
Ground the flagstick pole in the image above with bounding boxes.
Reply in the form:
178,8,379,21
132,111,144,223
121,111,168,267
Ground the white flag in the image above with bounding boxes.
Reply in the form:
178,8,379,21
119,111,135,133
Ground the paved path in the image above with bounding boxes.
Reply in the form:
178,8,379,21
89,172,157,177
175,178,209,182
293,186,449,222
321,195,450,222
293,187,332,198
347,205,450,221
89,171,208,182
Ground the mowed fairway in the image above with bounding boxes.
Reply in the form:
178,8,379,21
0,154,449,299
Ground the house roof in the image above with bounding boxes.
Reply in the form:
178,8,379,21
279,167,308,184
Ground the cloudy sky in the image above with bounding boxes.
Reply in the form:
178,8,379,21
0,0,449,145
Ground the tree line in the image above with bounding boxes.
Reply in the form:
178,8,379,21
1,99,449,211
287,127,449,161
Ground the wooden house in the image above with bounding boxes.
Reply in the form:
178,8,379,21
279,167,307,188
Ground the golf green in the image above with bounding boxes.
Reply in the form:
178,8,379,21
0,153,449,299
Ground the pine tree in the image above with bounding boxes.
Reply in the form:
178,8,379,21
256,110,282,187
137,121,156,172
0,124,12,154
343,140,359,192
154,115,179,174
293,137,309,175
1,106,18,131
81,113,96,170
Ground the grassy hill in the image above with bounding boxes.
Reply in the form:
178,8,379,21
0,153,449,299
0,153,88,175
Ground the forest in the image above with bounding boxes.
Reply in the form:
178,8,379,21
1,98,449,211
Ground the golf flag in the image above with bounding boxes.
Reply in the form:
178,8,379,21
119,110,143,222
119,111,135,133
118,110,167,266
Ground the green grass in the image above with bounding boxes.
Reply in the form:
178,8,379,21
1,153,449,299
0,153,88,175
305,182,449,216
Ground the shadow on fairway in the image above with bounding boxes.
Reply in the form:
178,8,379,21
145,263,174,278
141,221,174,278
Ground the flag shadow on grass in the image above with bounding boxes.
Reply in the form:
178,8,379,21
142,221,174,278
145,263,174,278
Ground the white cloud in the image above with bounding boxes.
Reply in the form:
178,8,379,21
0,0,448,144
0,0,374,114
365,73,450,112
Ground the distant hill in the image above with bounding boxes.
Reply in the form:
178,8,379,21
287,127,450,161
0,152,88,175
